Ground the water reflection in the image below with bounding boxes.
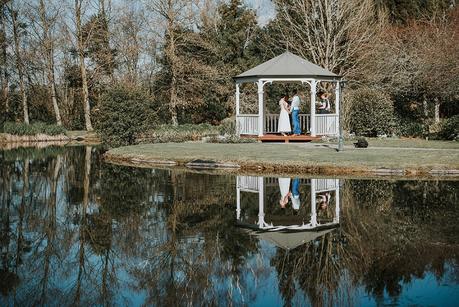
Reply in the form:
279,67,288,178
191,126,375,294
236,176,340,232
0,146,458,306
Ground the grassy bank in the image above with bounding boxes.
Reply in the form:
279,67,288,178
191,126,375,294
105,141,459,177
2,122,66,136
345,137,459,149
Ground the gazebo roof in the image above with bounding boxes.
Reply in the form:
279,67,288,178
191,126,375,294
251,228,336,250
235,51,339,82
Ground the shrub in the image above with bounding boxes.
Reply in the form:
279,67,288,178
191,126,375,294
438,115,459,140
95,85,158,147
394,117,424,138
218,117,236,136
2,122,66,136
206,135,257,143
347,88,395,137
139,124,219,143
42,123,68,136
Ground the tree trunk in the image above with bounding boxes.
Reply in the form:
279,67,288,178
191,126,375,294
75,0,93,131
166,2,178,126
17,160,29,269
83,146,91,209
434,98,440,124
170,72,178,126
10,5,29,124
0,4,8,111
39,0,62,126
422,95,429,139
423,96,428,118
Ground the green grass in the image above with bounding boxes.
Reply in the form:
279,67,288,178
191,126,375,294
2,122,66,136
139,124,220,143
344,137,459,149
107,142,459,173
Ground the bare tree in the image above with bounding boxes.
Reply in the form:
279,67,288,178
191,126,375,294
274,0,383,77
111,0,149,85
9,1,29,124
75,0,93,131
149,0,220,125
37,0,62,125
360,10,459,124
0,2,8,111
149,0,187,126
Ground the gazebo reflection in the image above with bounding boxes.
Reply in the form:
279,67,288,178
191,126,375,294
236,176,340,249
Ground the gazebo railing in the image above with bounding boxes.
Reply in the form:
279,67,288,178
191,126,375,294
316,114,338,136
265,114,310,134
315,179,339,193
238,114,338,136
236,114,259,135
237,176,260,192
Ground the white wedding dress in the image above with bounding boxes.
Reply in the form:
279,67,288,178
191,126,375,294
278,99,291,133
278,178,291,198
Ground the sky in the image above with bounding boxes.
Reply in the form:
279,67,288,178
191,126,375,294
246,0,277,25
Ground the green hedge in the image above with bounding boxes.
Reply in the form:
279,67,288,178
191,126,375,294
140,124,219,143
348,88,395,137
439,115,459,140
2,122,66,136
95,85,159,147
394,117,424,138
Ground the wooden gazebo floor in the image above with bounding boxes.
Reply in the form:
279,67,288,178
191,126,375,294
257,134,321,143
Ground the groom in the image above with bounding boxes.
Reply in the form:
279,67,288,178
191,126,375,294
290,89,301,135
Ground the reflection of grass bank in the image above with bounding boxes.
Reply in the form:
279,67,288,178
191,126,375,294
105,142,459,177
0,130,100,147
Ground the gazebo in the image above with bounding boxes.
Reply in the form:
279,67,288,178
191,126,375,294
236,176,341,232
234,52,342,140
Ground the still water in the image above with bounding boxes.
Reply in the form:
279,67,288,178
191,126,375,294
0,146,458,306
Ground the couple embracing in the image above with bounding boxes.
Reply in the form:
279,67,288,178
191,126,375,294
278,90,301,136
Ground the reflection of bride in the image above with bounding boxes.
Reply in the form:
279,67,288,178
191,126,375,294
278,178,291,208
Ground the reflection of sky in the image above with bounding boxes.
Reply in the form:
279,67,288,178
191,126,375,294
2,147,459,307
358,265,459,307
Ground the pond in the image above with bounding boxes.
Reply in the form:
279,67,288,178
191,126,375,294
0,146,458,306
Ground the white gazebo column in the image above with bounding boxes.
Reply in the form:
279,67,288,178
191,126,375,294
310,179,317,227
335,81,340,136
334,179,340,223
310,80,317,136
236,186,241,220
257,80,264,137
235,83,240,136
257,176,265,228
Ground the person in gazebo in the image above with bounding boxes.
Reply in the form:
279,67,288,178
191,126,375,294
317,91,331,114
290,89,302,135
290,178,301,211
277,95,291,136
278,177,291,208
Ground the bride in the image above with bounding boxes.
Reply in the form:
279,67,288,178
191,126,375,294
278,95,291,136
278,177,291,209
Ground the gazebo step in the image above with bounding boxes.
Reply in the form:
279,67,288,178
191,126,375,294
258,134,321,143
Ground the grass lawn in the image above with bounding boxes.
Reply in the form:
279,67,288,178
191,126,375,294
106,141,459,176
344,137,459,149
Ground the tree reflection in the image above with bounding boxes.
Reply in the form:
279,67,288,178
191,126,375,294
342,179,459,303
0,146,458,306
